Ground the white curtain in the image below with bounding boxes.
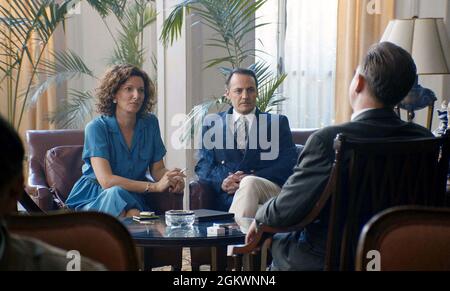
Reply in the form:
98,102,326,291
255,0,279,73
281,0,338,128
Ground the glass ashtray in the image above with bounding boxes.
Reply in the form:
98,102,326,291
165,226,199,238
165,210,195,228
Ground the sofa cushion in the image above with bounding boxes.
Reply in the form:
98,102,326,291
45,145,84,204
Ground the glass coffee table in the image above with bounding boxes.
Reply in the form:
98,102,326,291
122,216,252,271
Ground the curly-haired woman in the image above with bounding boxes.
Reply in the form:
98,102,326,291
66,64,185,217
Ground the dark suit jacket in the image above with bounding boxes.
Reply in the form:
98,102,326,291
255,108,433,271
195,107,298,211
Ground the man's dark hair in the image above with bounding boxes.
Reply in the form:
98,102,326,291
360,42,417,107
0,116,24,189
225,68,259,89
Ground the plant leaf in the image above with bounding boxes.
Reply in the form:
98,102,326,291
47,89,95,129
30,50,95,105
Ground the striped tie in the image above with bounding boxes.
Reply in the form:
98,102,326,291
235,116,249,151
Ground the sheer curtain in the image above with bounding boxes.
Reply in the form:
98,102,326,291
281,0,338,128
334,0,394,123
0,0,57,134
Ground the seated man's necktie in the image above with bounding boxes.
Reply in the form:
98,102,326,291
235,116,249,152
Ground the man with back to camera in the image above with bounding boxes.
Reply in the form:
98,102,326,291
195,68,298,218
0,116,105,271
246,42,433,270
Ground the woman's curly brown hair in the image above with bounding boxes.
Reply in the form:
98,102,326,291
96,64,156,117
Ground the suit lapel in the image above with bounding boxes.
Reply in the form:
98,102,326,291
221,108,242,164
222,108,268,170
243,109,260,162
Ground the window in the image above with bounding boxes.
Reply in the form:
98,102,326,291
256,0,338,128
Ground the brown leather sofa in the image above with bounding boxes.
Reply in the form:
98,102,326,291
25,130,183,213
26,130,84,211
189,128,318,210
25,129,185,270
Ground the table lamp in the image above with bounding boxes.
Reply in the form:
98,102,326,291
381,17,450,131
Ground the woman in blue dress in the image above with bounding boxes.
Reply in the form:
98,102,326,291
66,64,185,217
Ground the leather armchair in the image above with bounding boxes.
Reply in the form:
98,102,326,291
7,211,139,271
26,130,85,211
26,129,183,213
189,128,318,210
25,129,184,270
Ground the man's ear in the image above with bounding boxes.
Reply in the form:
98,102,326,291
224,87,231,100
355,74,366,93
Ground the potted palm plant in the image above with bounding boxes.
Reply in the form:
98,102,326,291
37,0,157,128
160,0,287,142
0,0,79,130
0,0,157,130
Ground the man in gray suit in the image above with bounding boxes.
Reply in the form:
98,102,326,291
245,42,433,271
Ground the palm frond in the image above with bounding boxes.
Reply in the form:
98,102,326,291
108,0,129,19
32,0,74,43
108,0,156,67
30,50,95,104
252,61,274,87
179,96,231,143
161,0,268,68
179,100,216,143
109,45,147,67
142,2,157,27
47,89,95,129
85,0,126,19
40,49,94,76
204,56,237,70
257,73,287,113
218,66,233,77
160,0,200,46
0,0,80,129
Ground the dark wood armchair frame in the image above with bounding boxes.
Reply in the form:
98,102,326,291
356,206,450,271
7,211,139,271
232,132,450,271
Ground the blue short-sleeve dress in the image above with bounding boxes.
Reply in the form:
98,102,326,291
65,114,166,217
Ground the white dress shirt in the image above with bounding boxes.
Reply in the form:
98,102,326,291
232,108,256,129
351,108,376,121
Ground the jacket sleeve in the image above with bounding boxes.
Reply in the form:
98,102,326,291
255,132,334,227
254,115,298,186
194,124,230,194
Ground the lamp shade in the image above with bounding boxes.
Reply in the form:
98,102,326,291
381,18,450,75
